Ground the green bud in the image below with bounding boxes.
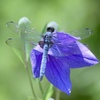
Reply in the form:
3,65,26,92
18,17,31,29
47,21,59,31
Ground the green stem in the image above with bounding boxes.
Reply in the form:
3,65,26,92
22,39,36,98
37,79,44,95
43,84,54,100
25,61,37,98
55,89,60,100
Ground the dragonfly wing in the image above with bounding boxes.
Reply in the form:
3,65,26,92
6,38,22,48
70,28,93,39
6,21,19,33
6,37,37,63
6,37,37,50
6,38,25,63
24,31,41,44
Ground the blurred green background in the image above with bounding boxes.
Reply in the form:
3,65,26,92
0,0,100,100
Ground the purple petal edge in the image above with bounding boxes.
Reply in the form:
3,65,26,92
46,55,72,95
30,49,42,78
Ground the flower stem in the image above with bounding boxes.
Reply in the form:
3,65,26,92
25,61,36,98
55,89,60,100
43,84,54,100
37,79,44,95
23,40,36,98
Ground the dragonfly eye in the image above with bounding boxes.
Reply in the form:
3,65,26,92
47,27,55,33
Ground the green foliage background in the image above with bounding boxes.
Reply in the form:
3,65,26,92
0,0,100,100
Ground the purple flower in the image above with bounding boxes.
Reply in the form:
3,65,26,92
30,31,98,95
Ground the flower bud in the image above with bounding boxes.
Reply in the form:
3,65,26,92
18,17,31,29
47,21,59,31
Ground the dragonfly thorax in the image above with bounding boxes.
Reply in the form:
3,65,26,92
44,32,52,43
39,31,54,48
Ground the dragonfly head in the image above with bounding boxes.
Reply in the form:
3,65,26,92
47,27,55,33
47,21,59,31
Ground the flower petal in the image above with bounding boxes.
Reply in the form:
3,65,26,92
64,42,98,68
30,49,42,78
54,32,80,44
45,55,72,95
51,41,98,68
65,41,98,68
76,41,99,64
48,41,79,57
48,41,98,67
47,32,81,57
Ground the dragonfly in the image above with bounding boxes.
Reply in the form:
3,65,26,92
6,18,93,80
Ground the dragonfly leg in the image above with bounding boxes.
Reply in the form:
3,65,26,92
38,41,44,48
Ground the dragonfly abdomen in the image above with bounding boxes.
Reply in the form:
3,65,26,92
40,44,49,81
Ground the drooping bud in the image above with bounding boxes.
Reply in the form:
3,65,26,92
18,17,31,29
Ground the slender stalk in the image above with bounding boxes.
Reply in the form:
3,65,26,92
55,89,60,100
37,79,44,95
43,84,54,100
21,34,36,98
25,61,37,98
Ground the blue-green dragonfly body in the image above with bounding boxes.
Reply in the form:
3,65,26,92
6,17,92,80
39,27,54,80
